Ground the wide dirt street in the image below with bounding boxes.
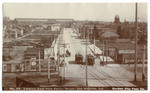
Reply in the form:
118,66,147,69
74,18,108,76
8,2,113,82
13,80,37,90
56,28,147,87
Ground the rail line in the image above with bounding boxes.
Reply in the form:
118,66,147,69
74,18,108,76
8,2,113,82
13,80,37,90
87,66,110,86
79,64,125,87
94,66,125,86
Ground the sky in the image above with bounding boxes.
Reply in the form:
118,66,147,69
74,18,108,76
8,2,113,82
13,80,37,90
3,3,147,22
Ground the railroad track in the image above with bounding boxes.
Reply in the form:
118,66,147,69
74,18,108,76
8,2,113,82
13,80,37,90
87,68,110,86
93,66,125,86
77,65,109,86
79,65,125,87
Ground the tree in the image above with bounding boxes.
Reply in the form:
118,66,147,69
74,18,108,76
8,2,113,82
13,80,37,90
79,25,85,39
93,25,99,39
122,20,130,38
13,19,18,25
114,15,120,24
117,25,123,38
40,35,52,47
138,33,147,44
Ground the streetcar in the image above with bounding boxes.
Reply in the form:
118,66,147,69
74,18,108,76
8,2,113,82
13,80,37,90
75,53,83,64
86,54,95,65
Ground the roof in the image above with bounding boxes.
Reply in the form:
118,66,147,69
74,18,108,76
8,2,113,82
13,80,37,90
25,48,38,55
6,28,20,32
116,39,131,43
55,19,74,21
47,19,58,24
108,43,135,50
109,43,147,52
123,51,147,59
13,42,30,46
15,18,74,22
26,48,38,51
101,31,119,38
3,42,13,48
51,24,60,26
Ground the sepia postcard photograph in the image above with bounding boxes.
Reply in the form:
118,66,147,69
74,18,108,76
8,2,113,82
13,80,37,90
2,2,148,91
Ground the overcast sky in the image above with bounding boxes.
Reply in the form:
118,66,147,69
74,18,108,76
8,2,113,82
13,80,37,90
3,3,147,22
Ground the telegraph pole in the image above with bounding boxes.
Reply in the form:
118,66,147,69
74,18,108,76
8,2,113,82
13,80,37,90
134,3,138,81
38,44,41,72
57,34,60,84
85,27,88,87
64,43,66,83
93,27,95,54
48,55,50,84
142,45,145,81
106,39,108,65
106,39,109,65
103,40,105,65
62,29,68,84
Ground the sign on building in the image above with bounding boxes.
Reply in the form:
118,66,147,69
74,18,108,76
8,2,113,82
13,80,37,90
119,50,135,54
30,57,37,71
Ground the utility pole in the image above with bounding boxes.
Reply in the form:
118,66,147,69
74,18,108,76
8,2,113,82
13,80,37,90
103,40,105,65
38,44,41,72
84,26,86,42
85,27,88,87
107,39,109,65
62,29,67,84
57,34,60,84
106,39,108,65
134,3,138,81
93,27,95,54
94,32,96,54
64,44,66,84
142,45,145,81
48,55,50,84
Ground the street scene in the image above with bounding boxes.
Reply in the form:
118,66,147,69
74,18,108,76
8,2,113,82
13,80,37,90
2,3,147,90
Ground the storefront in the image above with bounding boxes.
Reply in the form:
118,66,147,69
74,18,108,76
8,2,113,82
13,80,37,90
116,50,135,64
115,49,147,64
3,62,22,73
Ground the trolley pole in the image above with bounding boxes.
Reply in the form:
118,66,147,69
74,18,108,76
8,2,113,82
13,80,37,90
142,45,145,81
134,3,138,81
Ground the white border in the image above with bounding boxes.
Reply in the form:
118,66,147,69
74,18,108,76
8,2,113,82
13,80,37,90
0,0,149,93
